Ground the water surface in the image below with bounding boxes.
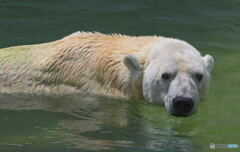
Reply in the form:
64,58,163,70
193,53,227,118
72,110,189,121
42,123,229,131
0,0,240,152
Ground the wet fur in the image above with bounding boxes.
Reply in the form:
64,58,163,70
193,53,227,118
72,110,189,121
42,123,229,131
0,32,156,97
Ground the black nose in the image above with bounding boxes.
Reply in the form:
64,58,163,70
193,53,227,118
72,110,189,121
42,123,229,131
172,97,194,116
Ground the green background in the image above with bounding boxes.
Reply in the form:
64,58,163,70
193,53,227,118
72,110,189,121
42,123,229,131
0,0,240,151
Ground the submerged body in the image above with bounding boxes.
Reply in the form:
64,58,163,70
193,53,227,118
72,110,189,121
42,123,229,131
0,32,156,97
0,32,214,116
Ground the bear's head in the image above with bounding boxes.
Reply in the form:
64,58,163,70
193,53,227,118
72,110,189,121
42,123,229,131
124,39,214,117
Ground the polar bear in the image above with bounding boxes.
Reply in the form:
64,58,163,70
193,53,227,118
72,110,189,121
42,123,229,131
0,32,214,117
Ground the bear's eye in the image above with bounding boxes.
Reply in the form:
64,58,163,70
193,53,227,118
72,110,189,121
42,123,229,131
162,72,171,80
195,73,203,81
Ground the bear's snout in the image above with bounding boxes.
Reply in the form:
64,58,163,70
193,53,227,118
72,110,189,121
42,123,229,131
170,96,194,117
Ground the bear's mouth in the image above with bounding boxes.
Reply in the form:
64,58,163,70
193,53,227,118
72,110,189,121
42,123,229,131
169,111,191,117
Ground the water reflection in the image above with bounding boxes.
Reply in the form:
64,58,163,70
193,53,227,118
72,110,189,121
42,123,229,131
0,93,197,151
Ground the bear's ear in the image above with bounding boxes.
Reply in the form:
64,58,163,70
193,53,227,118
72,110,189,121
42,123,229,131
203,54,214,72
123,54,143,74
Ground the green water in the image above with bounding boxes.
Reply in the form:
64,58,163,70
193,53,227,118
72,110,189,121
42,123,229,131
0,0,240,151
